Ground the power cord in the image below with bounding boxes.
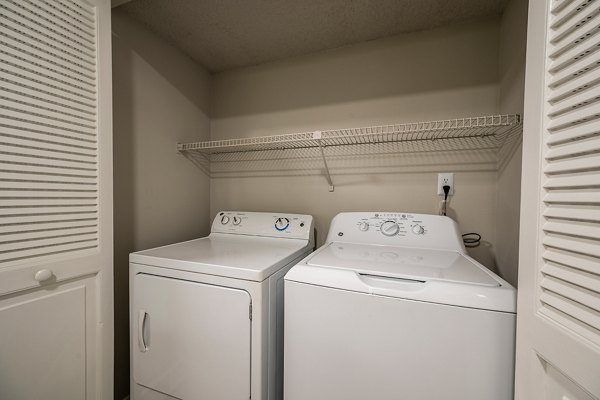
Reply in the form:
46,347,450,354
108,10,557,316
440,185,451,216
462,233,481,248
437,181,480,247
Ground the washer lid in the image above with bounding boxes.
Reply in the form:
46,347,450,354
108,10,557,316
130,233,311,281
306,243,499,287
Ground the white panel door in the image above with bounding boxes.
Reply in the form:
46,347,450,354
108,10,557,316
0,278,96,400
132,273,252,400
0,0,113,398
516,0,600,399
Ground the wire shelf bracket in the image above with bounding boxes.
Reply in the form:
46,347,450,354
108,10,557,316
313,130,335,191
177,114,523,191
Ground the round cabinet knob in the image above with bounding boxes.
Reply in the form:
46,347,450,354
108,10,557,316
34,269,53,282
380,221,399,237
220,215,230,225
232,216,241,225
412,225,425,235
358,222,369,231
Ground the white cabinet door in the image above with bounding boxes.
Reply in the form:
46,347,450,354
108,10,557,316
132,273,252,400
516,0,600,399
0,278,97,400
0,0,113,398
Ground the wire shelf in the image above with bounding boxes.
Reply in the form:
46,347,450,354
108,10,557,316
177,114,523,191
178,114,521,154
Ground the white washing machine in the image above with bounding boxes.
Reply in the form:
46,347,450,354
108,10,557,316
284,212,516,400
130,211,314,400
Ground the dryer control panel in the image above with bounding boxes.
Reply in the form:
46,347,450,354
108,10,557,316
326,212,465,252
212,211,314,240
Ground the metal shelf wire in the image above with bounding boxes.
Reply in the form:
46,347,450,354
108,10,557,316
177,114,522,191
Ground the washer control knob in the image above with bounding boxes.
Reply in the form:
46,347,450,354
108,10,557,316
275,217,290,231
232,216,242,225
358,222,369,232
412,224,425,235
380,221,399,237
220,215,230,225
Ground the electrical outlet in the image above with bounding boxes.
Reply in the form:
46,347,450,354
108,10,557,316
437,173,454,195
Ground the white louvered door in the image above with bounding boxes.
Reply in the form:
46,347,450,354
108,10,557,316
0,0,113,399
516,0,600,399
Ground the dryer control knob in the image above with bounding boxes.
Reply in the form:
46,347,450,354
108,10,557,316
358,222,369,232
275,217,290,231
221,215,230,225
232,216,241,225
380,221,399,237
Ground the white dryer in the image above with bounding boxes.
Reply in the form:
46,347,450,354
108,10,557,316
130,211,314,400
284,212,516,400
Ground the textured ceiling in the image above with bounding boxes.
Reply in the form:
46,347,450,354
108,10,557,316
119,0,508,73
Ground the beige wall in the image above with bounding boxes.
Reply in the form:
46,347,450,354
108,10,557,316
111,10,211,400
210,18,503,268
496,0,528,287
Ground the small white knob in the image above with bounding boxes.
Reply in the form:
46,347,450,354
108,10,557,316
221,215,230,225
380,221,399,237
34,269,53,282
412,225,425,235
358,222,369,231
232,216,241,225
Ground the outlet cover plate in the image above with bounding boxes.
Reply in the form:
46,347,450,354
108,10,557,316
437,173,454,195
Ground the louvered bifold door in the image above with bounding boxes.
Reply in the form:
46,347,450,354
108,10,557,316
0,0,112,398
0,0,111,296
542,0,600,352
516,0,600,398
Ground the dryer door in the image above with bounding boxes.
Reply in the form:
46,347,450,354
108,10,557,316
132,273,251,400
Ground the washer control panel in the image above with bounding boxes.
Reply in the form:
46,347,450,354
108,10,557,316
328,212,465,252
212,211,313,240
352,213,429,238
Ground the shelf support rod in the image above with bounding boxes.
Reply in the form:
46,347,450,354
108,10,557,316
313,131,334,192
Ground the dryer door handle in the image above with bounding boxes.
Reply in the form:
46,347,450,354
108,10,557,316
138,309,148,353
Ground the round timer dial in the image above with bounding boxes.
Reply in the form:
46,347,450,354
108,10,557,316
275,217,290,231
380,221,399,236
